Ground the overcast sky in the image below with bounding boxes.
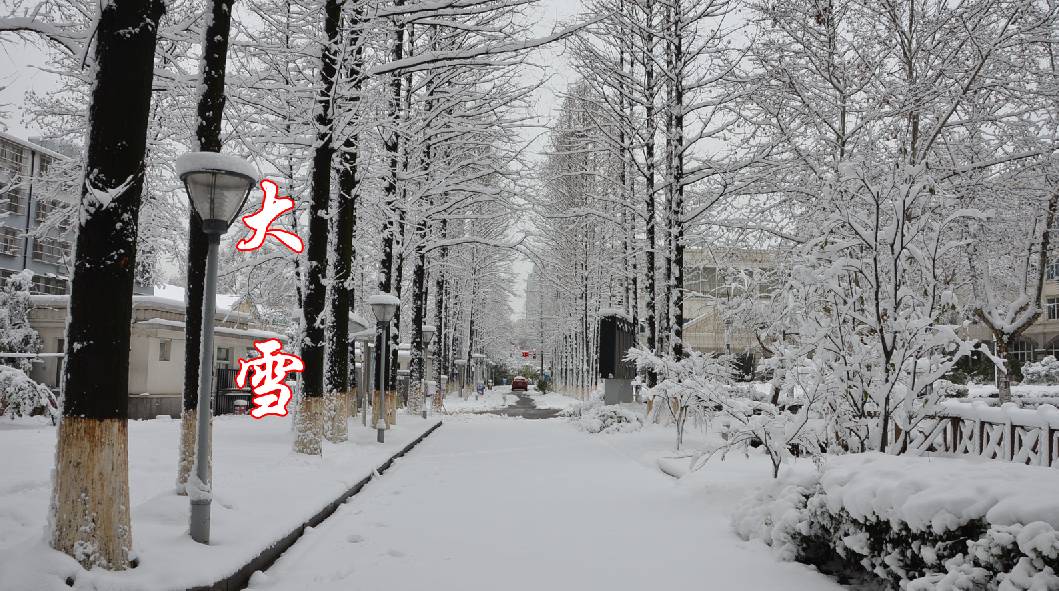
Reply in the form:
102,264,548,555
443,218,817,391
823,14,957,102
0,0,583,320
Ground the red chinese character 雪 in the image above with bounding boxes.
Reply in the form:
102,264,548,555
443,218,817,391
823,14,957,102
236,339,304,418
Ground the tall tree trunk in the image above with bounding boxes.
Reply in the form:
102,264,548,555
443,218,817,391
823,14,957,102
668,0,686,359
377,2,405,395
178,0,234,496
296,0,341,455
325,7,365,442
642,0,658,385
51,0,165,570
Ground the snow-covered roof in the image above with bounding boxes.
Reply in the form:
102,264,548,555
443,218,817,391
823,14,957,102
31,292,254,321
154,284,242,311
136,318,287,341
175,151,259,181
0,130,68,161
349,312,371,331
597,308,631,321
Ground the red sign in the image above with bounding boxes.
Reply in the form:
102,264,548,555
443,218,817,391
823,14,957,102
522,351,530,357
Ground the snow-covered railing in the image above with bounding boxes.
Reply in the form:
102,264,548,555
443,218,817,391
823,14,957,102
906,400,1059,467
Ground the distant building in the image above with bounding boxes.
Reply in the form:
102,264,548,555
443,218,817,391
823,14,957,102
0,132,152,295
28,293,288,419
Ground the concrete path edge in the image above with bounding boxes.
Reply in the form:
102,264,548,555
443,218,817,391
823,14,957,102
188,420,443,591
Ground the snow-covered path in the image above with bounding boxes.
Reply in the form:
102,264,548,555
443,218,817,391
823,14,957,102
248,417,840,590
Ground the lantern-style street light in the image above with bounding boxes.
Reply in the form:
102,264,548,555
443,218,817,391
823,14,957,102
368,294,399,441
420,324,436,418
176,152,257,545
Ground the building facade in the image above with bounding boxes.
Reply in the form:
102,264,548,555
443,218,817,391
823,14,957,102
28,294,288,419
0,132,151,295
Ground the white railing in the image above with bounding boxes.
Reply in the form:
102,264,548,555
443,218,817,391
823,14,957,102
906,401,1059,467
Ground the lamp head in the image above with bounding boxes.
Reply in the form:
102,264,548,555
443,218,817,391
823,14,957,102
368,293,400,323
176,152,258,234
421,324,436,343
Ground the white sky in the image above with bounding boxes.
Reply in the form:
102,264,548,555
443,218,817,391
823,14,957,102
0,0,582,320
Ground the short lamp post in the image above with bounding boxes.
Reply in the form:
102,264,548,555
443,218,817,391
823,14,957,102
176,152,257,545
420,325,436,418
368,294,399,442
454,358,467,399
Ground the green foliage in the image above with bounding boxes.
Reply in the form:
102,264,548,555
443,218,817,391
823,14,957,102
537,376,551,394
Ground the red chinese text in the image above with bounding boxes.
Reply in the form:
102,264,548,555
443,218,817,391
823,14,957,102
236,339,304,419
236,179,304,253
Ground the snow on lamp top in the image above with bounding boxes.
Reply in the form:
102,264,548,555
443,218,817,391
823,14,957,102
176,151,258,227
421,324,436,342
368,293,399,323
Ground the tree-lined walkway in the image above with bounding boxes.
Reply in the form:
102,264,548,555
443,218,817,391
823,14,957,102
248,418,839,591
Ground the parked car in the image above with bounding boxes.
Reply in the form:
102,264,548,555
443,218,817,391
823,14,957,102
511,376,528,391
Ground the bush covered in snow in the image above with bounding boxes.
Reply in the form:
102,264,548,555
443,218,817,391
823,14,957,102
564,397,643,434
0,365,57,420
0,269,42,373
1021,356,1059,385
932,378,969,398
575,404,643,434
732,453,1059,590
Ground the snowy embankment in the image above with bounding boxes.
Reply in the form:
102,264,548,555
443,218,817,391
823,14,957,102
732,453,1059,590
0,413,440,591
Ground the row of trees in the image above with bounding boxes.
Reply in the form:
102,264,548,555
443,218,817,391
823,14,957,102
532,0,1059,459
2,0,550,570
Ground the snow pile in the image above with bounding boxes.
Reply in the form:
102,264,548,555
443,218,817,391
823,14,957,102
567,398,644,434
732,453,1059,589
0,365,56,420
1021,356,1059,385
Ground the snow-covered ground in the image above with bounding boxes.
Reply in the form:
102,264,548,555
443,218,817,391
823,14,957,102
244,415,838,591
966,383,1059,398
437,384,520,413
0,412,440,591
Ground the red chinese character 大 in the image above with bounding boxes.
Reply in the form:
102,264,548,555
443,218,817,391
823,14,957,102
235,339,304,419
236,179,304,253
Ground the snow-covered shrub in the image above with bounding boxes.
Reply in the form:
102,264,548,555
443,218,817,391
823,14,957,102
1021,356,1059,385
933,379,969,398
0,365,57,420
629,347,734,449
575,404,643,434
564,396,643,434
733,453,1059,590
0,269,42,373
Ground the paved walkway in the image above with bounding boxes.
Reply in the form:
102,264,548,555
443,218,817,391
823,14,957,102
477,390,561,419
248,418,841,591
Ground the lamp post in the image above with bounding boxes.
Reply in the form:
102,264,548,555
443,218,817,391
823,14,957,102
176,151,257,545
454,358,467,398
420,325,436,418
368,294,399,439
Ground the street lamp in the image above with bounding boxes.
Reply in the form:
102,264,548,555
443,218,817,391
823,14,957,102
176,151,257,545
454,358,467,398
368,294,399,440
420,325,436,418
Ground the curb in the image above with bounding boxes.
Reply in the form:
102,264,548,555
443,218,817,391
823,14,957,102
189,420,443,591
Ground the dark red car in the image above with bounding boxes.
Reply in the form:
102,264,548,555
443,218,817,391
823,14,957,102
511,376,528,391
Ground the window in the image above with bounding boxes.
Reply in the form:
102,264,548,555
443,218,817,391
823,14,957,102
216,347,230,370
0,227,21,256
37,155,51,177
1049,297,1059,321
31,275,67,295
32,237,70,265
34,198,63,224
159,339,171,361
0,185,26,216
1011,339,1035,363
0,140,25,175
245,346,258,360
